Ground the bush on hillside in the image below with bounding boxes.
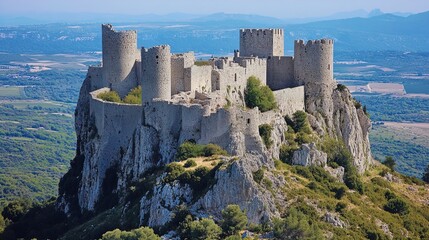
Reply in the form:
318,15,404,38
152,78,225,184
273,207,322,240
181,217,222,240
101,227,160,240
422,164,429,183
184,159,197,168
221,204,248,236
259,124,273,148
176,141,227,161
245,76,276,112
382,156,396,171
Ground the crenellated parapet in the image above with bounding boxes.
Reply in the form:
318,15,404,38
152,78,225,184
101,24,139,97
294,39,334,85
239,29,284,58
141,45,172,103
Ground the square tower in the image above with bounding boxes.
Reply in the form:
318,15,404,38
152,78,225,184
239,29,284,58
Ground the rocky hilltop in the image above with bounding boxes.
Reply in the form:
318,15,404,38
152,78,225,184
55,25,374,233
3,25,429,240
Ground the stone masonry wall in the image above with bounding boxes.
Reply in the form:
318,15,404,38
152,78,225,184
142,45,172,102
267,56,296,90
81,87,142,210
294,39,334,86
184,65,213,93
171,52,195,95
239,29,284,58
102,24,139,97
273,86,305,117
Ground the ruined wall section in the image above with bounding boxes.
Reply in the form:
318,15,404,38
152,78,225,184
273,86,305,117
294,39,334,86
142,45,172,103
184,65,213,93
239,29,284,58
267,56,296,90
81,87,142,210
102,24,139,97
171,52,195,95
234,57,267,85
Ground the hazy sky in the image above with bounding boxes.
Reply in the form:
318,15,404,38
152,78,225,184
1,0,429,18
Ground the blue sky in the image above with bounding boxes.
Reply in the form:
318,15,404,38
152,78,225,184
1,0,429,18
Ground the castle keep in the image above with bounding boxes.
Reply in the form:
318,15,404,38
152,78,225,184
78,24,335,210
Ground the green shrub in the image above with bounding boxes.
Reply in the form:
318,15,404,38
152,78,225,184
176,142,227,161
279,144,299,164
384,198,409,215
273,208,322,240
253,168,265,184
181,217,222,240
100,227,160,240
203,144,228,157
292,111,312,134
221,205,248,236
382,156,396,171
97,91,121,103
2,198,32,222
423,164,429,183
335,202,347,213
259,124,273,148
245,76,276,112
184,159,197,168
334,186,347,199
164,163,186,182
336,84,347,91
123,86,142,104
225,235,241,240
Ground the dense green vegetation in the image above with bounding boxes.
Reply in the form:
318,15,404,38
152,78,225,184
0,104,75,207
370,125,429,177
245,76,276,112
221,204,248,236
355,95,429,123
279,111,314,164
258,124,273,148
176,141,227,161
97,86,142,104
101,227,160,240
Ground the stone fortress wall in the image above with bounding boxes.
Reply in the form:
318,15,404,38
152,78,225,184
142,45,172,102
294,39,334,85
87,24,335,164
101,24,140,97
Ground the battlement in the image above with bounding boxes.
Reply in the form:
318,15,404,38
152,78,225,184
294,39,334,46
240,29,284,36
294,38,334,85
240,28,284,57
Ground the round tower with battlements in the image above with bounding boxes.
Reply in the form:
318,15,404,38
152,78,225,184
141,45,172,103
102,24,138,97
294,39,334,85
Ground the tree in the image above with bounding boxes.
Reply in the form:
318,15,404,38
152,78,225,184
244,76,276,112
382,156,396,171
422,164,429,183
1,198,32,222
221,205,248,235
100,227,160,240
273,208,323,240
182,218,222,240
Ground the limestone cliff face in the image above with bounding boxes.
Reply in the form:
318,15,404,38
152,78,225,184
57,73,372,229
305,82,373,173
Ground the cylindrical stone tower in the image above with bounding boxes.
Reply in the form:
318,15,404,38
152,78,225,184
294,39,334,85
102,24,138,96
141,45,172,103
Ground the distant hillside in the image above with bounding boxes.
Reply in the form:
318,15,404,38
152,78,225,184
0,11,428,54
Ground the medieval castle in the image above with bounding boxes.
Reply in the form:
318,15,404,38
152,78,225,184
79,25,335,206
